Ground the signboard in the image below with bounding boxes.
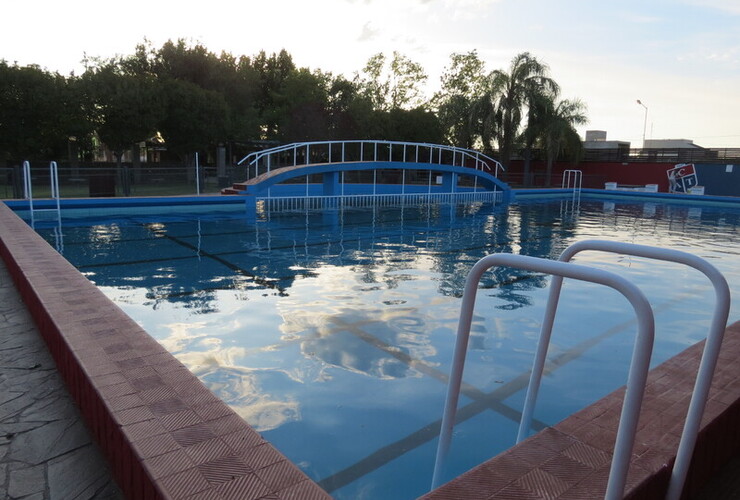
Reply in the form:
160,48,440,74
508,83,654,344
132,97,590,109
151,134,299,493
667,163,699,193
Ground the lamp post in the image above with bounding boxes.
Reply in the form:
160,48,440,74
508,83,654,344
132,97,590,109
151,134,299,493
636,100,648,148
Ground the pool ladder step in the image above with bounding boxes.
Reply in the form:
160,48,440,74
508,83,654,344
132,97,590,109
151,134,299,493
431,240,730,500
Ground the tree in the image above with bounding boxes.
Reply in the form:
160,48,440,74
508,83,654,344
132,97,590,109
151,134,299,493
434,51,487,148
355,52,428,111
157,78,229,159
81,61,163,165
151,39,261,143
539,97,588,186
269,68,330,142
0,62,92,162
248,49,297,140
326,75,368,139
474,52,558,178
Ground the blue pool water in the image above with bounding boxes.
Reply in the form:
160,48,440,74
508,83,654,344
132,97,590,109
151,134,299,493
31,197,740,499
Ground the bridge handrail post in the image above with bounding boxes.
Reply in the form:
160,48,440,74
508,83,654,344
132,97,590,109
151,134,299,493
342,142,346,163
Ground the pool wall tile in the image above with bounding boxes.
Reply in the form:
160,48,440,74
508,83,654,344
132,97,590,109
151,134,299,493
0,202,331,499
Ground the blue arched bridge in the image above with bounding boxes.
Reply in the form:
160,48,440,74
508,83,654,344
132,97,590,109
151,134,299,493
222,140,511,216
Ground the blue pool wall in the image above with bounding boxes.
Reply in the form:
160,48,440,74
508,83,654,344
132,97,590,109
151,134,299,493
5,188,740,215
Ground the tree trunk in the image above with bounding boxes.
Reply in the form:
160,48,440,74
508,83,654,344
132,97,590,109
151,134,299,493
523,147,532,187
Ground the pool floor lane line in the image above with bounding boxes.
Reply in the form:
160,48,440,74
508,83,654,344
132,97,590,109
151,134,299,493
318,294,691,493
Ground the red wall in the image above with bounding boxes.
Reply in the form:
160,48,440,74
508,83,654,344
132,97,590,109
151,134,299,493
506,160,673,191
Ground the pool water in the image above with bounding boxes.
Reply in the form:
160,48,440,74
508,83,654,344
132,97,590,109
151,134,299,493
34,198,739,499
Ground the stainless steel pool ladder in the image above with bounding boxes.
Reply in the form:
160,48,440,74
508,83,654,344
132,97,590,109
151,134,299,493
431,253,656,498
431,240,730,500
23,160,62,228
516,240,730,500
562,169,582,201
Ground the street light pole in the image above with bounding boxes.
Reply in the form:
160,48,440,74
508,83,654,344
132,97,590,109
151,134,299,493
636,100,648,148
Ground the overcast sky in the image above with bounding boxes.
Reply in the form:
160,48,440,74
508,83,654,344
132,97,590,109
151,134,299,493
4,0,739,147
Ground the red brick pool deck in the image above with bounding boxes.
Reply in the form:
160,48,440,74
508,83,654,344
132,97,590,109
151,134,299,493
1,201,738,499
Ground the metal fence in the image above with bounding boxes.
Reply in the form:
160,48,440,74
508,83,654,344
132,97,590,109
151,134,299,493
581,148,740,163
1,162,224,199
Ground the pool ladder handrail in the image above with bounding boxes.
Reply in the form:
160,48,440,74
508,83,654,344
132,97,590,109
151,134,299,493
515,240,731,500
431,253,656,500
562,169,582,202
23,160,62,228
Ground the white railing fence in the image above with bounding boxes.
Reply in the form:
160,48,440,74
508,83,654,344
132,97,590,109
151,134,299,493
257,191,502,215
238,140,503,180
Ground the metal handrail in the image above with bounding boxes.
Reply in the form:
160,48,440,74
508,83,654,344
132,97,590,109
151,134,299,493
562,169,582,190
514,240,730,500
237,140,504,179
562,169,582,203
22,161,62,228
431,253,655,500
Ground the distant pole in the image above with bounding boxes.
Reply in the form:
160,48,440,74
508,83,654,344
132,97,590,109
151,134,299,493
636,100,648,148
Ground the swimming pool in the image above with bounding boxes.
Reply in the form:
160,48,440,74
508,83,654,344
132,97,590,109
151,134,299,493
30,197,740,499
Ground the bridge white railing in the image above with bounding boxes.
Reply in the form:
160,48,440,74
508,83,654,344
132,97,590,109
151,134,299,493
257,191,502,214
237,140,503,180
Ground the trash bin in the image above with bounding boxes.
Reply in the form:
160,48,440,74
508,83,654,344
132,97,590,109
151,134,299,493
89,173,116,197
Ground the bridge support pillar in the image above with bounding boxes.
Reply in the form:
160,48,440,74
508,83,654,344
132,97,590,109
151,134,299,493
244,195,257,223
323,171,341,196
441,172,457,192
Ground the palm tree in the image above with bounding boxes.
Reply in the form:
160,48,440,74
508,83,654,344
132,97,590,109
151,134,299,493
539,97,588,186
473,52,558,181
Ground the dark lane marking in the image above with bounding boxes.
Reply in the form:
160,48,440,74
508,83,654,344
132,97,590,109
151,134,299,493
318,295,688,492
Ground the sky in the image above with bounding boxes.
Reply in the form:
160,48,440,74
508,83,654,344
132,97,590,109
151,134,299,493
3,0,739,148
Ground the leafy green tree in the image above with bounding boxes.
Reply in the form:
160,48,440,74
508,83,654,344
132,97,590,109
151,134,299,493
81,61,164,165
326,75,368,139
474,52,558,178
387,108,442,143
270,68,330,142
355,52,428,111
152,39,261,143
538,97,588,186
248,49,297,140
157,78,229,159
434,51,487,147
0,62,92,162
